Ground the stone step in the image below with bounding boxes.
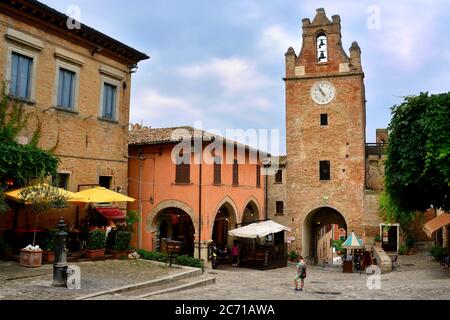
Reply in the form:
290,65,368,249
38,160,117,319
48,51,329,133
133,275,216,299
76,266,203,300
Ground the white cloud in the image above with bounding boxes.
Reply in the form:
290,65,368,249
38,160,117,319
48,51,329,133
178,57,274,95
130,89,202,124
259,24,298,57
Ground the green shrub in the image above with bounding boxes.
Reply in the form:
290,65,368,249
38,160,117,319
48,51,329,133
398,244,408,255
112,231,132,252
137,249,204,269
176,255,204,268
86,229,106,250
136,249,167,262
430,246,447,262
374,234,381,242
288,251,299,261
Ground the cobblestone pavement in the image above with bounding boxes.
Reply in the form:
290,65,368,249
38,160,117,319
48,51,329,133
1,252,449,300
152,252,450,300
0,259,178,300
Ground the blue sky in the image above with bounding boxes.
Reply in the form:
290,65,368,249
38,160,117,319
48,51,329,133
42,1,450,155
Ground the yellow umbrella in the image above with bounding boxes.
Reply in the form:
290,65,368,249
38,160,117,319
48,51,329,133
5,183,85,204
74,187,135,203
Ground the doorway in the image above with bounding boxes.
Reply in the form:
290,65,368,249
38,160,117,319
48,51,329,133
380,224,399,253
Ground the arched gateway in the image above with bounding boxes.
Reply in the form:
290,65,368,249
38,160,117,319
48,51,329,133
302,207,347,264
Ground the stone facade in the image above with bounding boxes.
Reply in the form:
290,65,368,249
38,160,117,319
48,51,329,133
0,0,148,230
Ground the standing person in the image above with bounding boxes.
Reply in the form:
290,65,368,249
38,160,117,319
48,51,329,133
231,240,240,267
293,256,307,291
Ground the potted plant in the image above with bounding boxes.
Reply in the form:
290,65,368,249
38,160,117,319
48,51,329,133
85,229,106,259
19,182,68,268
374,234,381,247
111,231,132,259
42,230,56,263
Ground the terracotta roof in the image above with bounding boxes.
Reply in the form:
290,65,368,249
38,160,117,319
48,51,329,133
0,0,149,64
424,213,450,237
128,125,266,155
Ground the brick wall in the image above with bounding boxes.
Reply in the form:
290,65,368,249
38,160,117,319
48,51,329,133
0,12,135,230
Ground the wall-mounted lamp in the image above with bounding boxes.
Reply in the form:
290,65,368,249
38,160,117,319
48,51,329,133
90,47,102,56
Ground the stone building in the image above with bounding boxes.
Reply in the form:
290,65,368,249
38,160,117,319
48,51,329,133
0,0,148,231
128,126,265,261
274,8,390,260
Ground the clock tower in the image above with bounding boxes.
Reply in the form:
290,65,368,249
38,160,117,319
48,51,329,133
284,8,367,259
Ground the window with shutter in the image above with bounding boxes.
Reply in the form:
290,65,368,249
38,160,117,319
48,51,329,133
10,52,33,99
102,83,117,120
176,161,190,184
214,157,221,185
232,159,239,186
256,165,261,187
57,68,76,110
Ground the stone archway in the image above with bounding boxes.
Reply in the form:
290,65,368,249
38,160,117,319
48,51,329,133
147,200,198,256
241,198,261,225
302,207,347,264
147,200,198,235
211,196,238,250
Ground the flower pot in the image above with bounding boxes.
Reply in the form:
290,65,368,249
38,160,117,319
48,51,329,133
43,251,55,263
20,249,43,268
111,251,127,259
85,249,105,259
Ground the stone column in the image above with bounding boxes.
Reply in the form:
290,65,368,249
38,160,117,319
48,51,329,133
194,240,212,268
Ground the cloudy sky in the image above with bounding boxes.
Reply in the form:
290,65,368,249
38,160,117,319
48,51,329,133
42,0,450,155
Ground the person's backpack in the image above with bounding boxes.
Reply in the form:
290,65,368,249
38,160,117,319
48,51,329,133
300,265,306,278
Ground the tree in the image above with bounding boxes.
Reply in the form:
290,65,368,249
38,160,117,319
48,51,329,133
382,92,450,227
0,83,59,213
19,182,69,246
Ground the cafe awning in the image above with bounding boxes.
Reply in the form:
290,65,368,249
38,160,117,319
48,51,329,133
5,183,85,204
342,232,365,249
95,207,126,220
74,187,135,203
228,220,291,239
423,213,450,237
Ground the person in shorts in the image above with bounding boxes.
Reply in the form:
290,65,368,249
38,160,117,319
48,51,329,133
293,256,307,291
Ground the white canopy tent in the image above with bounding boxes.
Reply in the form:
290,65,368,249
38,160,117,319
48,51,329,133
228,220,291,239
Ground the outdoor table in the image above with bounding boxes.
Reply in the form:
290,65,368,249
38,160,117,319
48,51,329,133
343,260,353,273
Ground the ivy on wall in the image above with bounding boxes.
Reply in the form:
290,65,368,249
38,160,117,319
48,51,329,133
0,83,59,212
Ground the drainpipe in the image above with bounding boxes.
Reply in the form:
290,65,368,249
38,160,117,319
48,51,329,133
264,170,268,221
138,150,144,249
198,135,203,260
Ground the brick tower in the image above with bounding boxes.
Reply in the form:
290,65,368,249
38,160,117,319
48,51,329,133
285,8,367,259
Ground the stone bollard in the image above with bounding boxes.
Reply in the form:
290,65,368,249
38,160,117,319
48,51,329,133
66,265,81,290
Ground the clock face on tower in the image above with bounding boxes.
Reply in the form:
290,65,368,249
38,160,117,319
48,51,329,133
311,81,335,105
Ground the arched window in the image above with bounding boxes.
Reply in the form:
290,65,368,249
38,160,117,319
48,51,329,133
316,32,328,63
